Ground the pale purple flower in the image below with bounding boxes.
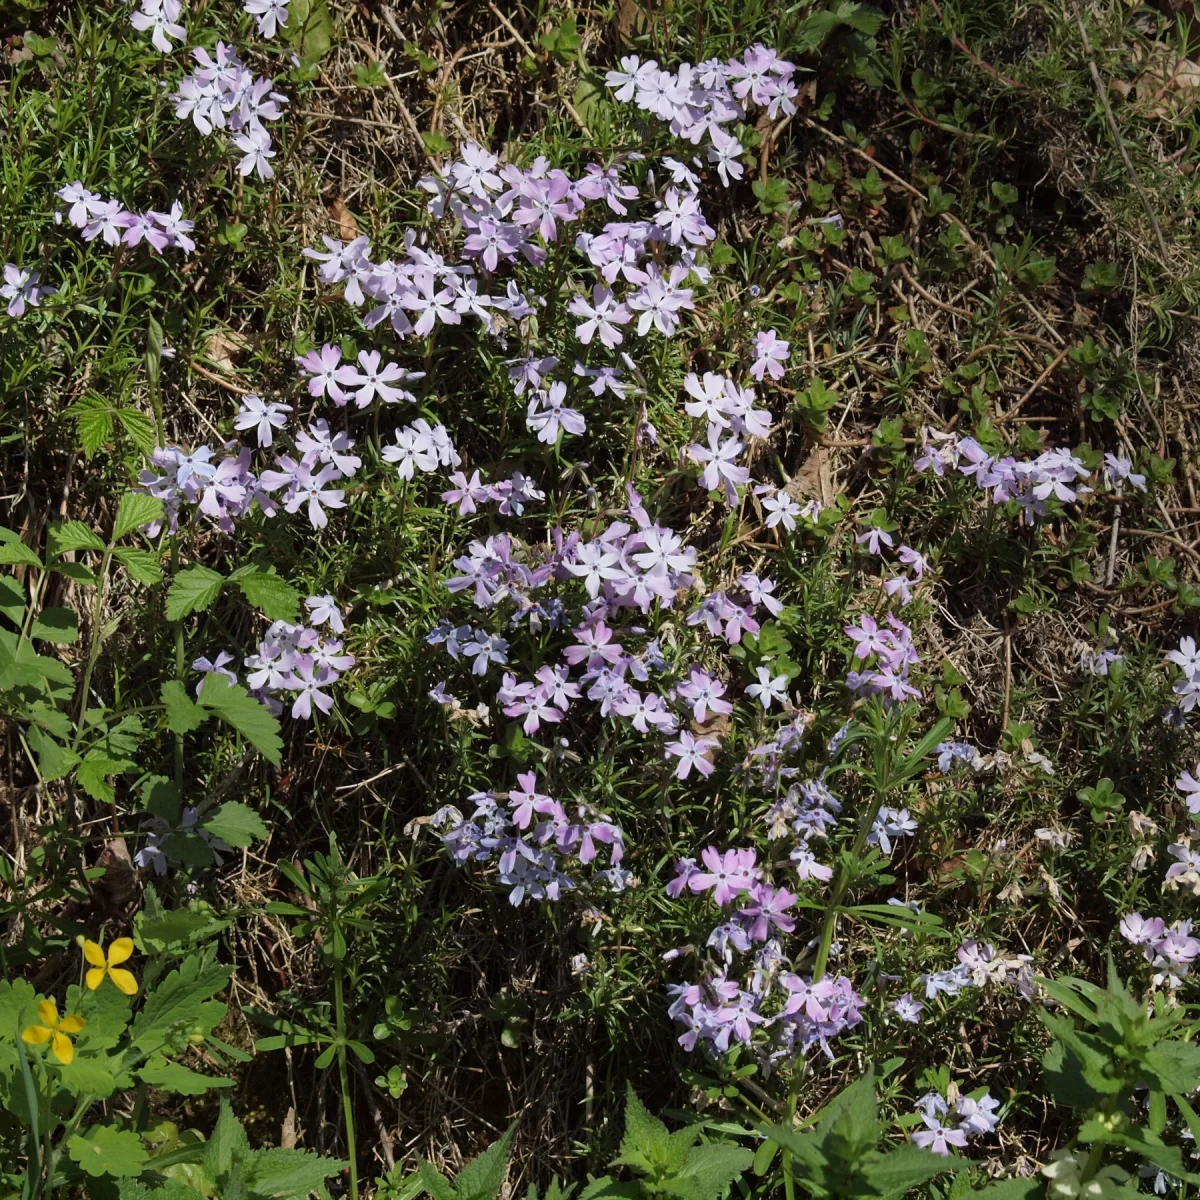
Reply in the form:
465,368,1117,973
233,394,292,447
245,0,289,38
912,1115,968,1156
893,993,924,1023
665,731,718,780
707,126,745,187
527,381,586,444
305,594,344,634
233,125,276,180
689,427,748,506
2,265,54,318
286,661,336,719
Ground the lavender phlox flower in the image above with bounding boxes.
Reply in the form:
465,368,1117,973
750,329,789,381
922,964,972,999
893,992,924,1023
867,807,918,856
1104,452,1147,492
790,841,834,883
305,594,344,634
688,426,748,506
130,0,186,53
856,523,894,555
527,381,586,444
245,0,289,37
2,265,55,318
665,731,718,779
707,126,745,187
912,1114,969,1156
745,665,788,710
193,650,238,695
687,847,759,906
1164,842,1200,895
233,394,291,447
676,668,733,722
757,486,802,531
934,741,983,772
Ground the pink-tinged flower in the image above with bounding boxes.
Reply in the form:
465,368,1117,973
233,394,291,447
296,344,350,404
2,265,54,318
683,371,731,430
687,846,758,906
856,525,895,555
284,464,345,529
893,993,924,1023
233,126,276,180
566,543,624,599
563,620,623,667
568,285,631,348
676,669,733,723
286,661,336,719
614,690,678,734
341,350,418,407
738,883,796,940
245,0,289,39
665,731,718,780
750,329,789,381
666,857,699,898
508,771,553,829
688,427,748,506
844,614,889,660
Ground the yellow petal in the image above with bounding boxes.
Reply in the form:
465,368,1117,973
85,967,106,991
106,938,134,966
83,940,107,968
58,1014,86,1035
51,1032,75,1065
37,999,59,1028
108,967,138,996
22,1024,52,1045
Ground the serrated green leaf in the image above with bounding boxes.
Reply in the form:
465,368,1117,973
130,952,233,1055
67,395,117,458
167,566,225,621
1142,1041,1200,1097
200,801,268,849
455,1122,516,1200
231,566,301,622
138,1059,233,1095
417,1162,457,1200
244,1146,349,1199
76,754,136,803
115,408,157,455
205,1099,251,1181
113,547,164,586
0,542,42,569
861,1144,960,1200
56,1057,118,1098
114,492,165,542
69,1126,149,1178
30,605,78,644
51,561,99,585
48,520,106,556
26,726,81,782
615,1085,671,1174
161,679,208,734
198,674,282,765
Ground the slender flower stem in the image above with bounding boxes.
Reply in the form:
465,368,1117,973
333,958,359,1200
71,547,114,751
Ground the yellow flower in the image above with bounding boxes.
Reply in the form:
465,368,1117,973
83,937,138,995
22,999,86,1065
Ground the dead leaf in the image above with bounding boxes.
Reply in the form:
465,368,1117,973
786,444,835,507
204,328,250,372
93,838,136,911
281,1108,297,1150
1129,41,1200,118
327,196,359,242
616,0,647,38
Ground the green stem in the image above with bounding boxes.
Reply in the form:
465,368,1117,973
170,539,184,795
70,547,114,752
333,959,359,1200
42,1097,91,1200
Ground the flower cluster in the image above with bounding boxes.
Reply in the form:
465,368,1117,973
922,940,1033,1000
136,805,233,874
196,595,355,720
910,1087,1001,1156
1119,913,1200,988
430,769,628,905
844,612,922,702
56,182,195,254
171,43,289,180
1168,637,1200,714
914,430,1099,525
664,844,865,1063
295,344,424,408
605,46,799,187
2,264,54,318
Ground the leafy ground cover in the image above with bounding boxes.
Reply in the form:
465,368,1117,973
3,0,1200,1197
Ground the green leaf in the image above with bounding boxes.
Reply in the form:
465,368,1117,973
166,566,224,620
244,1147,349,1199
114,547,164,586
130,952,233,1055
198,675,283,765
161,680,208,734
205,1098,251,1181
0,542,42,569
76,754,136,803
49,521,106,556
417,1162,457,1200
671,1144,754,1200
231,566,302,622
614,1085,672,1174
286,0,333,62
1142,1041,1200,1097
142,776,182,823
138,1059,233,1096
57,1057,118,1098
455,1123,516,1200
0,575,24,626
136,903,227,953
114,492,165,542
66,394,117,457
69,1126,149,1178
26,726,81,782
971,1180,1044,1200
861,1145,960,1200
31,606,78,644
115,408,157,455
200,802,268,849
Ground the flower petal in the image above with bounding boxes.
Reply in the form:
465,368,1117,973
51,1031,75,1065
22,1024,52,1045
85,967,106,991
58,1014,86,1035
106,937,135,966
108,967,138,996
37,998,59,1028
83,940,106,968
